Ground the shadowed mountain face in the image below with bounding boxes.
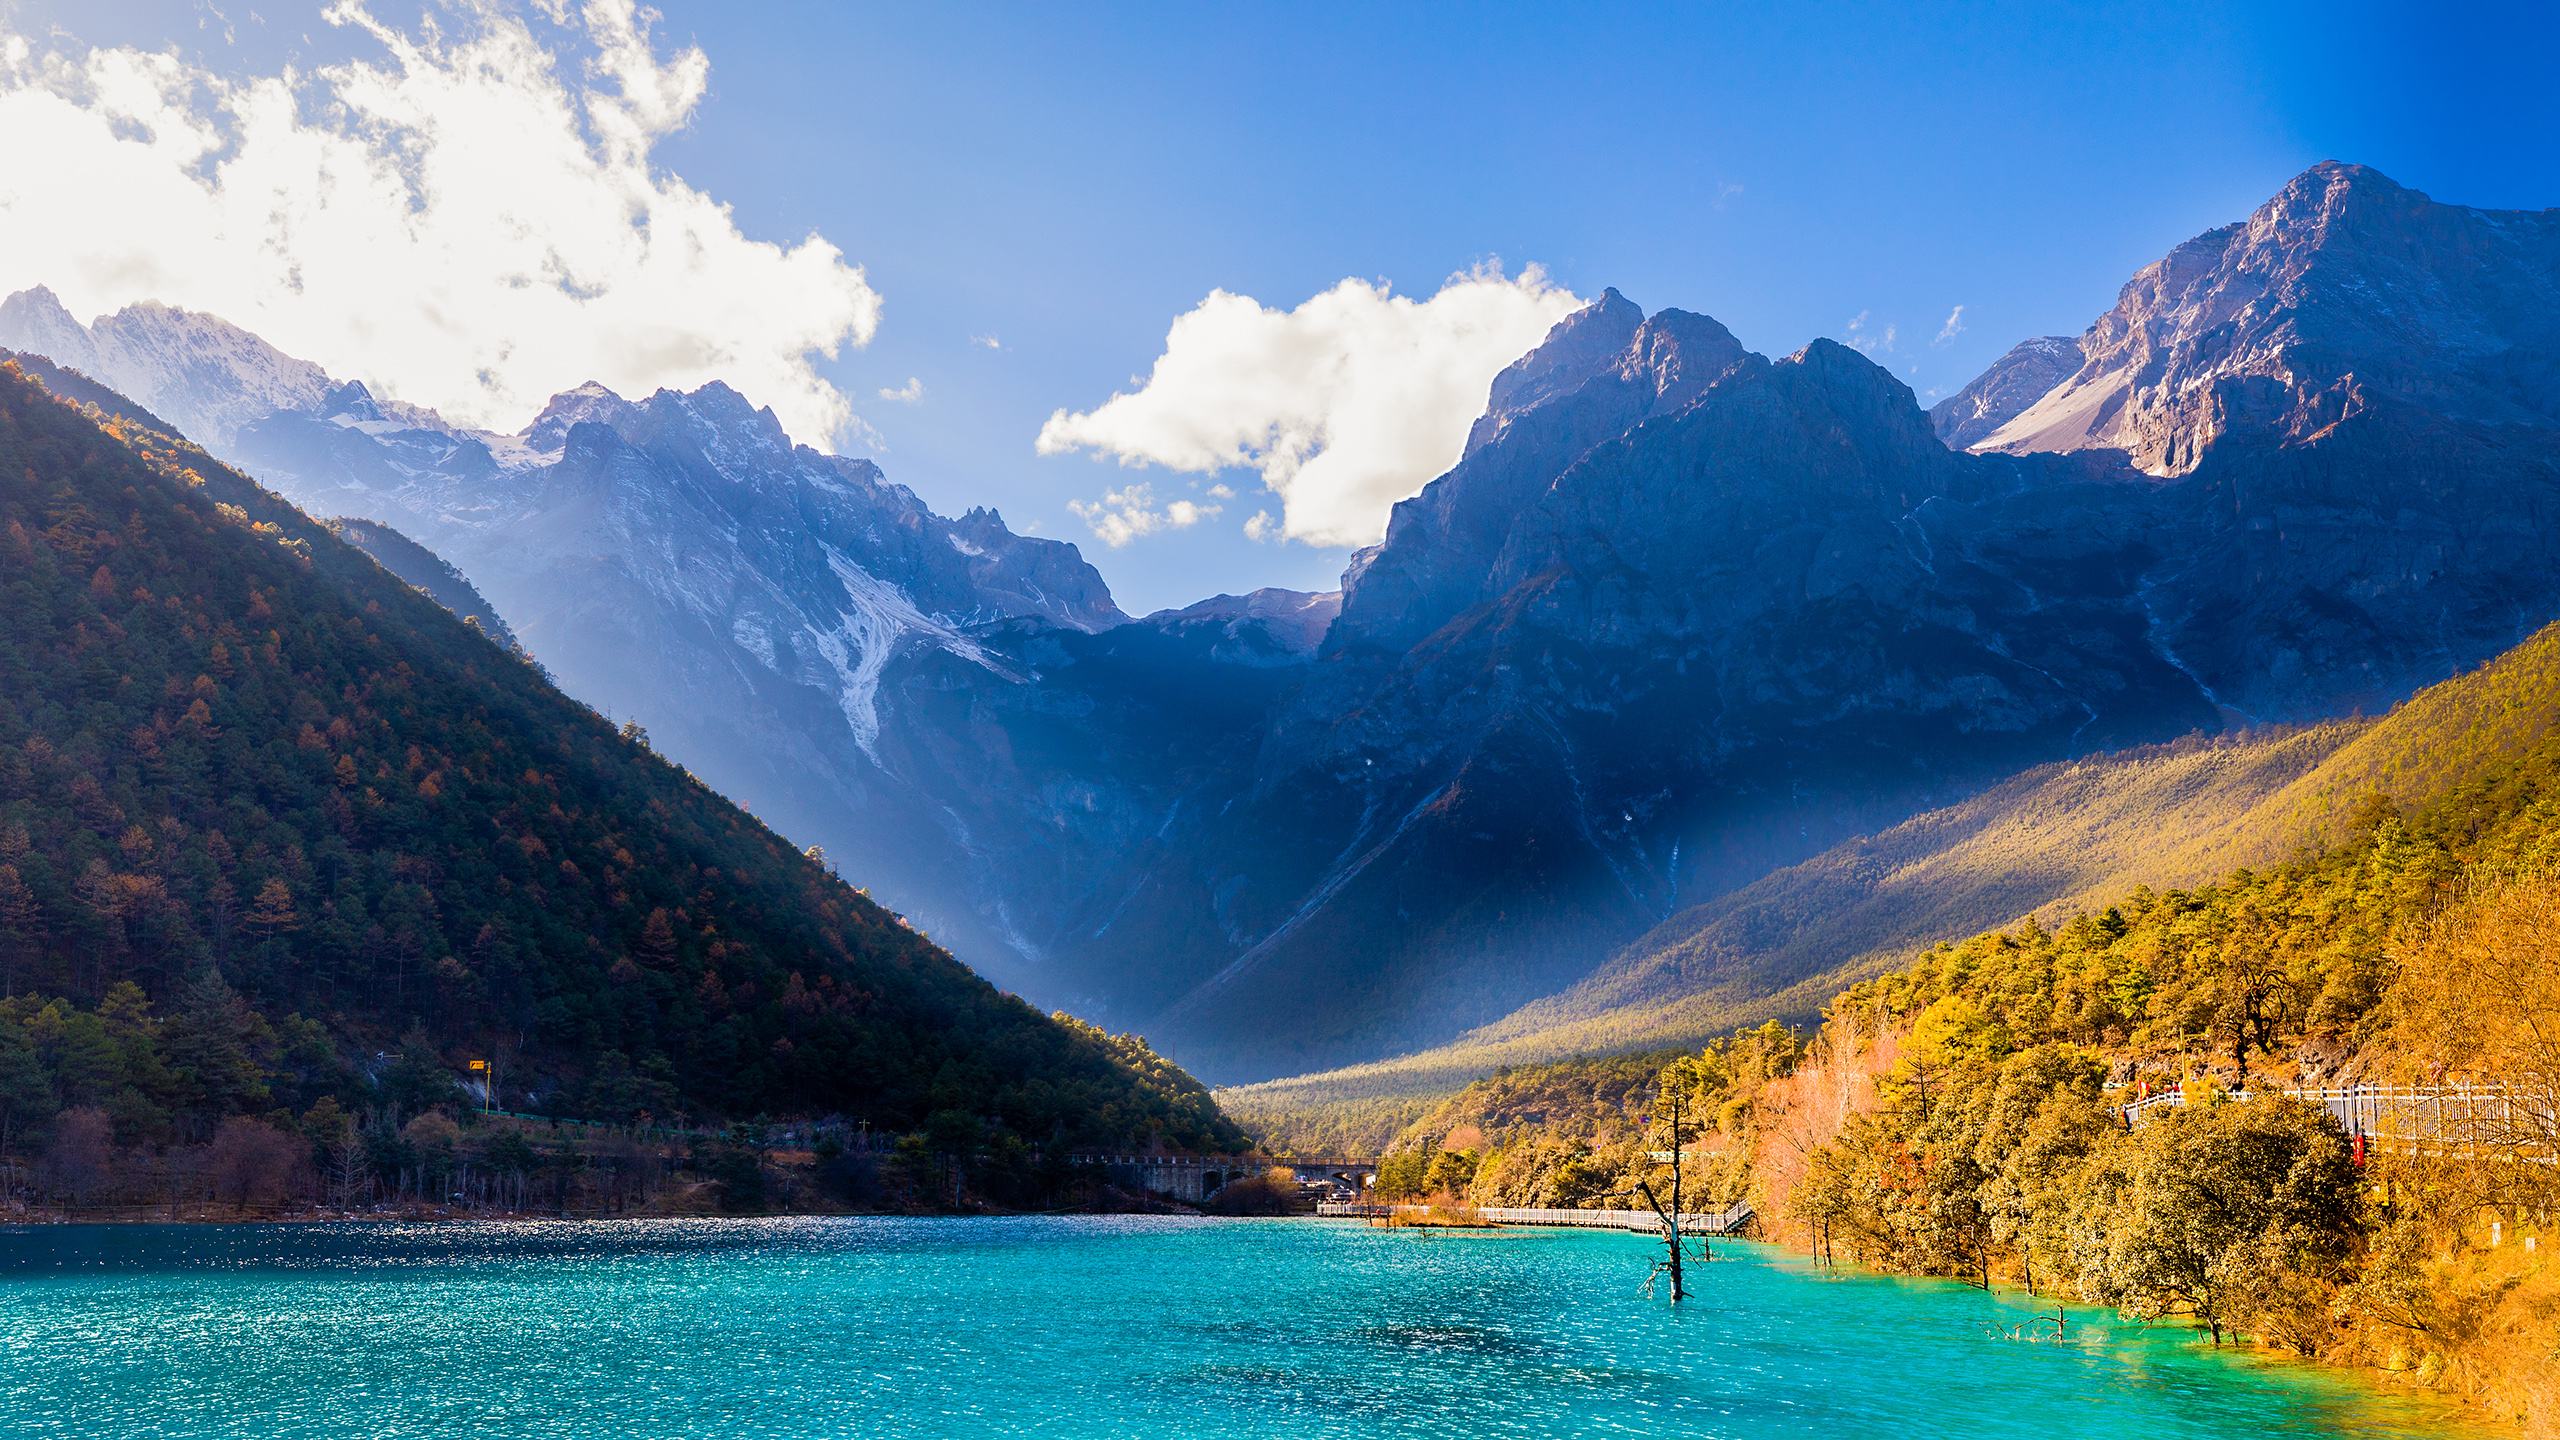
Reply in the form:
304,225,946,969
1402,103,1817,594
1133,332,2213,1074
9,163,2560,1084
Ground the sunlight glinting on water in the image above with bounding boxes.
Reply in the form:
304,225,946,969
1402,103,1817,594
0,1217,2491,1439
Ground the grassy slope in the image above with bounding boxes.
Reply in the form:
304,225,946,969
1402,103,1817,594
1227,623,2560,1147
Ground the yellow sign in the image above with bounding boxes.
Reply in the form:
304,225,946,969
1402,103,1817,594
468,1060,488,1071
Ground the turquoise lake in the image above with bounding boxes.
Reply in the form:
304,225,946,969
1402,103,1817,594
0,1216,2486,1438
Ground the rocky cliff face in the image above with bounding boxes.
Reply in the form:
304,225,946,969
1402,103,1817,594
1929,335,2082,447
1958,163,2560,721
1974,162,2560,472
1333,291,1750,658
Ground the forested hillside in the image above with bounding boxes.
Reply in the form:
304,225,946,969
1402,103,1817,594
0,358,1243,1201
320,517,525,658
1341,631,2560,1433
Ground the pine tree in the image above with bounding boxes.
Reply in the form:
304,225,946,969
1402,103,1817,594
0,864,38,994
637,908,679,972
160,968,275,1133
0,1022,53,1162
242,879,302,938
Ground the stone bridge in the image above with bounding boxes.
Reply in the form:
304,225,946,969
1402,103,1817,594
1068,1152,1377,1204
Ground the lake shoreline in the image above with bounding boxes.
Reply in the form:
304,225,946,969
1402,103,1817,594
3,1215,2491,1438
0,1185,1218,1228
1708,1220,2521,1439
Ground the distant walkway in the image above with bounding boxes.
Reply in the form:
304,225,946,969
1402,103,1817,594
1317,1201,1754,1235
1067,1152,1377,1204
2120,1083,2551,1156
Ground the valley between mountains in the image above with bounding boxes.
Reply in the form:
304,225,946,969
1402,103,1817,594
10,160,2560,1114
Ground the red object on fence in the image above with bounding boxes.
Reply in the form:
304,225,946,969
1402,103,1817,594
2353,1130,2367,1168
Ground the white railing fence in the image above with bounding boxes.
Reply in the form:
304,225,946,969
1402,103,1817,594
2119,1082,2556,1156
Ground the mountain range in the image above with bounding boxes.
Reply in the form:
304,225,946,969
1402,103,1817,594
9,161,2558,1090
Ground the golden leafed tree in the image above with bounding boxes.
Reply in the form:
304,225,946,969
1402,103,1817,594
2390,870,2560,1179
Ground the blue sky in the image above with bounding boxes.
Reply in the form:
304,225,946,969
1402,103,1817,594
12,1,2560,613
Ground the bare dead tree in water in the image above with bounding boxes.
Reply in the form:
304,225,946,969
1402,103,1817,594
1633,1087,1710,1301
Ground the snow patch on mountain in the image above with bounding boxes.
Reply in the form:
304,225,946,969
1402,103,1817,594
813,549,997,758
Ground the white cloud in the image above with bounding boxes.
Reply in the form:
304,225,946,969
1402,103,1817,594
1934,305,1965,345
1206,482,1236,500
1036,265,1582,548
877,376,925,403
970,333,1003,350
1067,482,1222,548
1844,310,1897,355
0,0,882,447
1242,510,1279,543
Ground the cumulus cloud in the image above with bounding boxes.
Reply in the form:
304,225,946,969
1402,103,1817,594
0,0,882,446
1935,305,1965,345
877,376,925,403
1036,265,1582,548
1067,482,1222,548
1242,510,1279,543
970,333,1003,350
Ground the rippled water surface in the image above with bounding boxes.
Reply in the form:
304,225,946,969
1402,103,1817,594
0,1216,2488,1438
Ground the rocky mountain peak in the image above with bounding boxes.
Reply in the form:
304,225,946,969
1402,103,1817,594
0,291,329,445
1970,162,2560,473
1467,287,1647,453
1780,337,1940,448
0,288,97,374
1787,334,1892,381
323,379,384,422
523,381,639,454
2258,159,2416,232
1339,291,1767,656
1152,587,1342,658
1621,308,1748,397
1929,335,2083,448
1,284,71,318
654,379,791,450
